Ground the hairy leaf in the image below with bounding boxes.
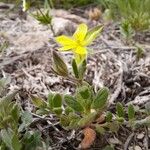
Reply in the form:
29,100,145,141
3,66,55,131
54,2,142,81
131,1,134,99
128,104,135,120
116,102,125,118
92,87,109,110
52,93,62,108
64,95,84,112
106,111,113,122
78,112,97,127
31,95,47,108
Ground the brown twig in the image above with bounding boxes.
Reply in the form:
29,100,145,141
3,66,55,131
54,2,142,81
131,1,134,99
124,132,135,150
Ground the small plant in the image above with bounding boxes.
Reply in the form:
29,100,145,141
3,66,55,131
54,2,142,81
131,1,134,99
22,0,55,36
135,45,145,60
32,9,55,35
0,77,44,150
31,23,150,149
120,20,134,43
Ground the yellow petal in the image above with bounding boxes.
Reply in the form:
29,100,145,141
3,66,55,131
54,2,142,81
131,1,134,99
74,53,86,64
74,46,87,55
73,24,88,42
59,45,76,51
55,35,77,47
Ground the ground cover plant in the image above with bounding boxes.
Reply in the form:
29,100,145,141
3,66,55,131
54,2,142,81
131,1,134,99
31,23,150,149
0,77,46,149
0,0,150,149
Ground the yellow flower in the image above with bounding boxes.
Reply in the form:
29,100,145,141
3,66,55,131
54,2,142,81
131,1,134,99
56,23,103,64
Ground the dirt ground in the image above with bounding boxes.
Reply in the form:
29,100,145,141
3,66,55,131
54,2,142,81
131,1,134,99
0,3,150,150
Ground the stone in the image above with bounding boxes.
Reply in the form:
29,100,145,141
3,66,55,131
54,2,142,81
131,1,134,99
108,137,121,144
135,145,142,150
51,9,87,24
52,17,76,36
137,133,144,140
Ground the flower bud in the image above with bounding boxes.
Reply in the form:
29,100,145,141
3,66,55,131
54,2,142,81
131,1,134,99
52,51,68,77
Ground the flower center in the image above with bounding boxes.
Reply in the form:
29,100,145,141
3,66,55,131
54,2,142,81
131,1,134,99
77,40,85,47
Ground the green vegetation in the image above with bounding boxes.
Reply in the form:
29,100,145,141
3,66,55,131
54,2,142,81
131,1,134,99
31,24,150,148
0,77,45,150
99,0,150,31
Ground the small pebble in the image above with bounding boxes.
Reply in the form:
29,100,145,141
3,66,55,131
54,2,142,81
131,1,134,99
135,145,142,150
137,133,144,139
128,146,133,150
108,138,121,144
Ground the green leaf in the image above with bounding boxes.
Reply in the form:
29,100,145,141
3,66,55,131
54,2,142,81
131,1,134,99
64,107,74,115
135,46,144,60
120,20,134,40
52,93,62,108
92,87,109,110
11,104,20,124
12,134,22,150
22,131,42,149
22,111,32,125
1,129,13,149
53,107,63,115
77,86,91,99
32,10,52,25
85,25,103,45
67,112,81,129
31,95,47,108
69,113,80,120
106,111,113,122
36,109,50,115
145,102,150,115
1,116,12,128
128,104,135,120
0,77,10,95
116,102,125,118
117,117,124,123
68,118,80,129
134,116,150,128
19,111,32,132
52,51,68,77
0,91,18,104
95,125,105,134
64,95,84,112
47,92,54,109
103,145,115,150
103,9,113,21
76,85,93,112
78,112,97,127
72,59,79,78
60,115,70,127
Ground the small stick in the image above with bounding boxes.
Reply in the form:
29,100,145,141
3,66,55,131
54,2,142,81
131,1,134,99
124,132,135,150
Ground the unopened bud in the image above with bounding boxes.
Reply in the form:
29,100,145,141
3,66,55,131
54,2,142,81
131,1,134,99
52,51,68,77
